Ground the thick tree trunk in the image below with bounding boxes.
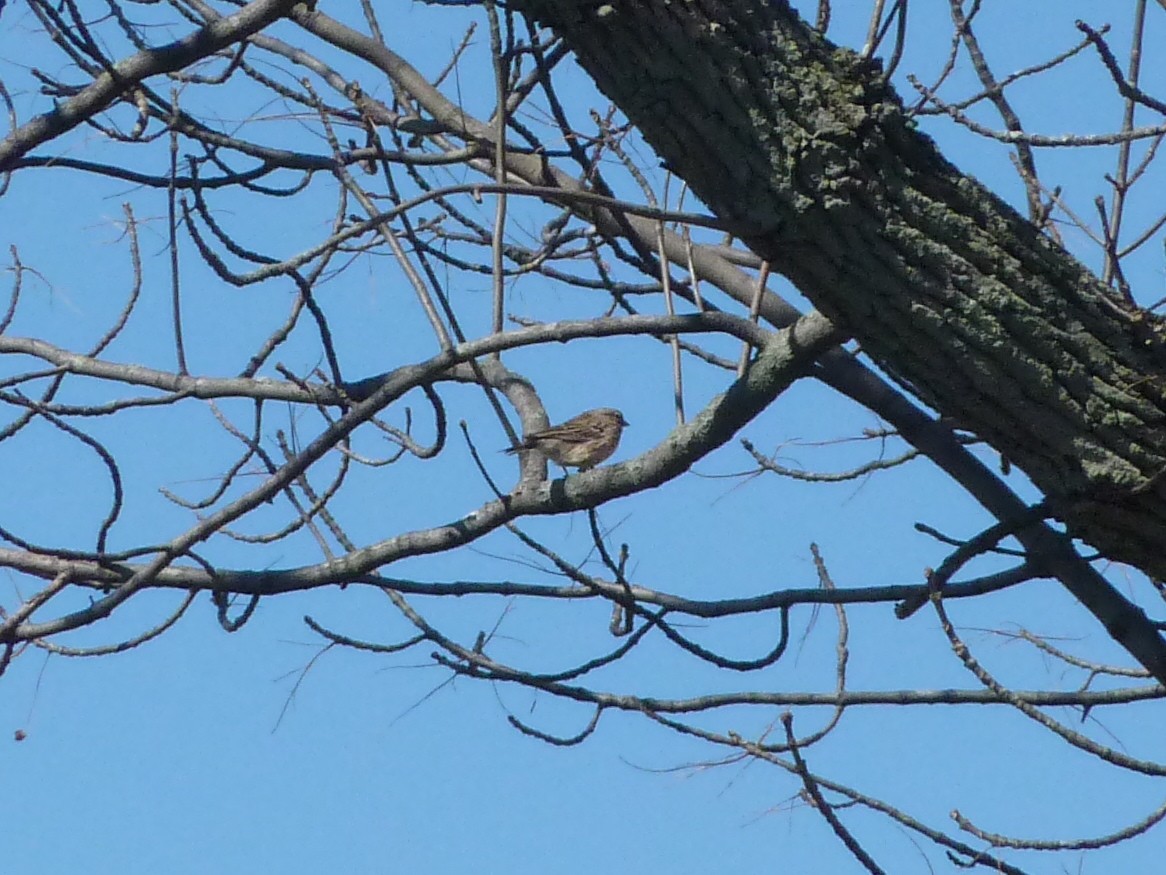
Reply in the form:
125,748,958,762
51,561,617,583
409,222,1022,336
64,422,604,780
519,0,1166,582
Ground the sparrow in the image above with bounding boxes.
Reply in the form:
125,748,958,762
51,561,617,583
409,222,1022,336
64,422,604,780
506,407,629,470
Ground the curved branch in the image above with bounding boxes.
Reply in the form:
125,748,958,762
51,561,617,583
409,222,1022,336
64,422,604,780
0,312,772,406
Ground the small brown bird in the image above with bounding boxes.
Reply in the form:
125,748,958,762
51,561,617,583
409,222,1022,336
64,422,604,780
506,407,629,470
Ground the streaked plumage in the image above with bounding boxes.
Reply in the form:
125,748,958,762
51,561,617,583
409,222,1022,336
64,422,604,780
506,407,629,470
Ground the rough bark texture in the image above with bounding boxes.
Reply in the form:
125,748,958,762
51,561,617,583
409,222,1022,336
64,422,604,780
518,0,1166,581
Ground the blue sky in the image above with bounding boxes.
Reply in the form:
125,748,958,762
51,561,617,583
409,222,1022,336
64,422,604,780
2,2,1165,873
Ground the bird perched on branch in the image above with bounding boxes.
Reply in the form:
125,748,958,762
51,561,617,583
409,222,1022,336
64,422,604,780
506,408,629,470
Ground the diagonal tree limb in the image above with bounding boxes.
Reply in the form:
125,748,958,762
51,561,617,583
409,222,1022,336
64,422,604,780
511,0,1166,681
